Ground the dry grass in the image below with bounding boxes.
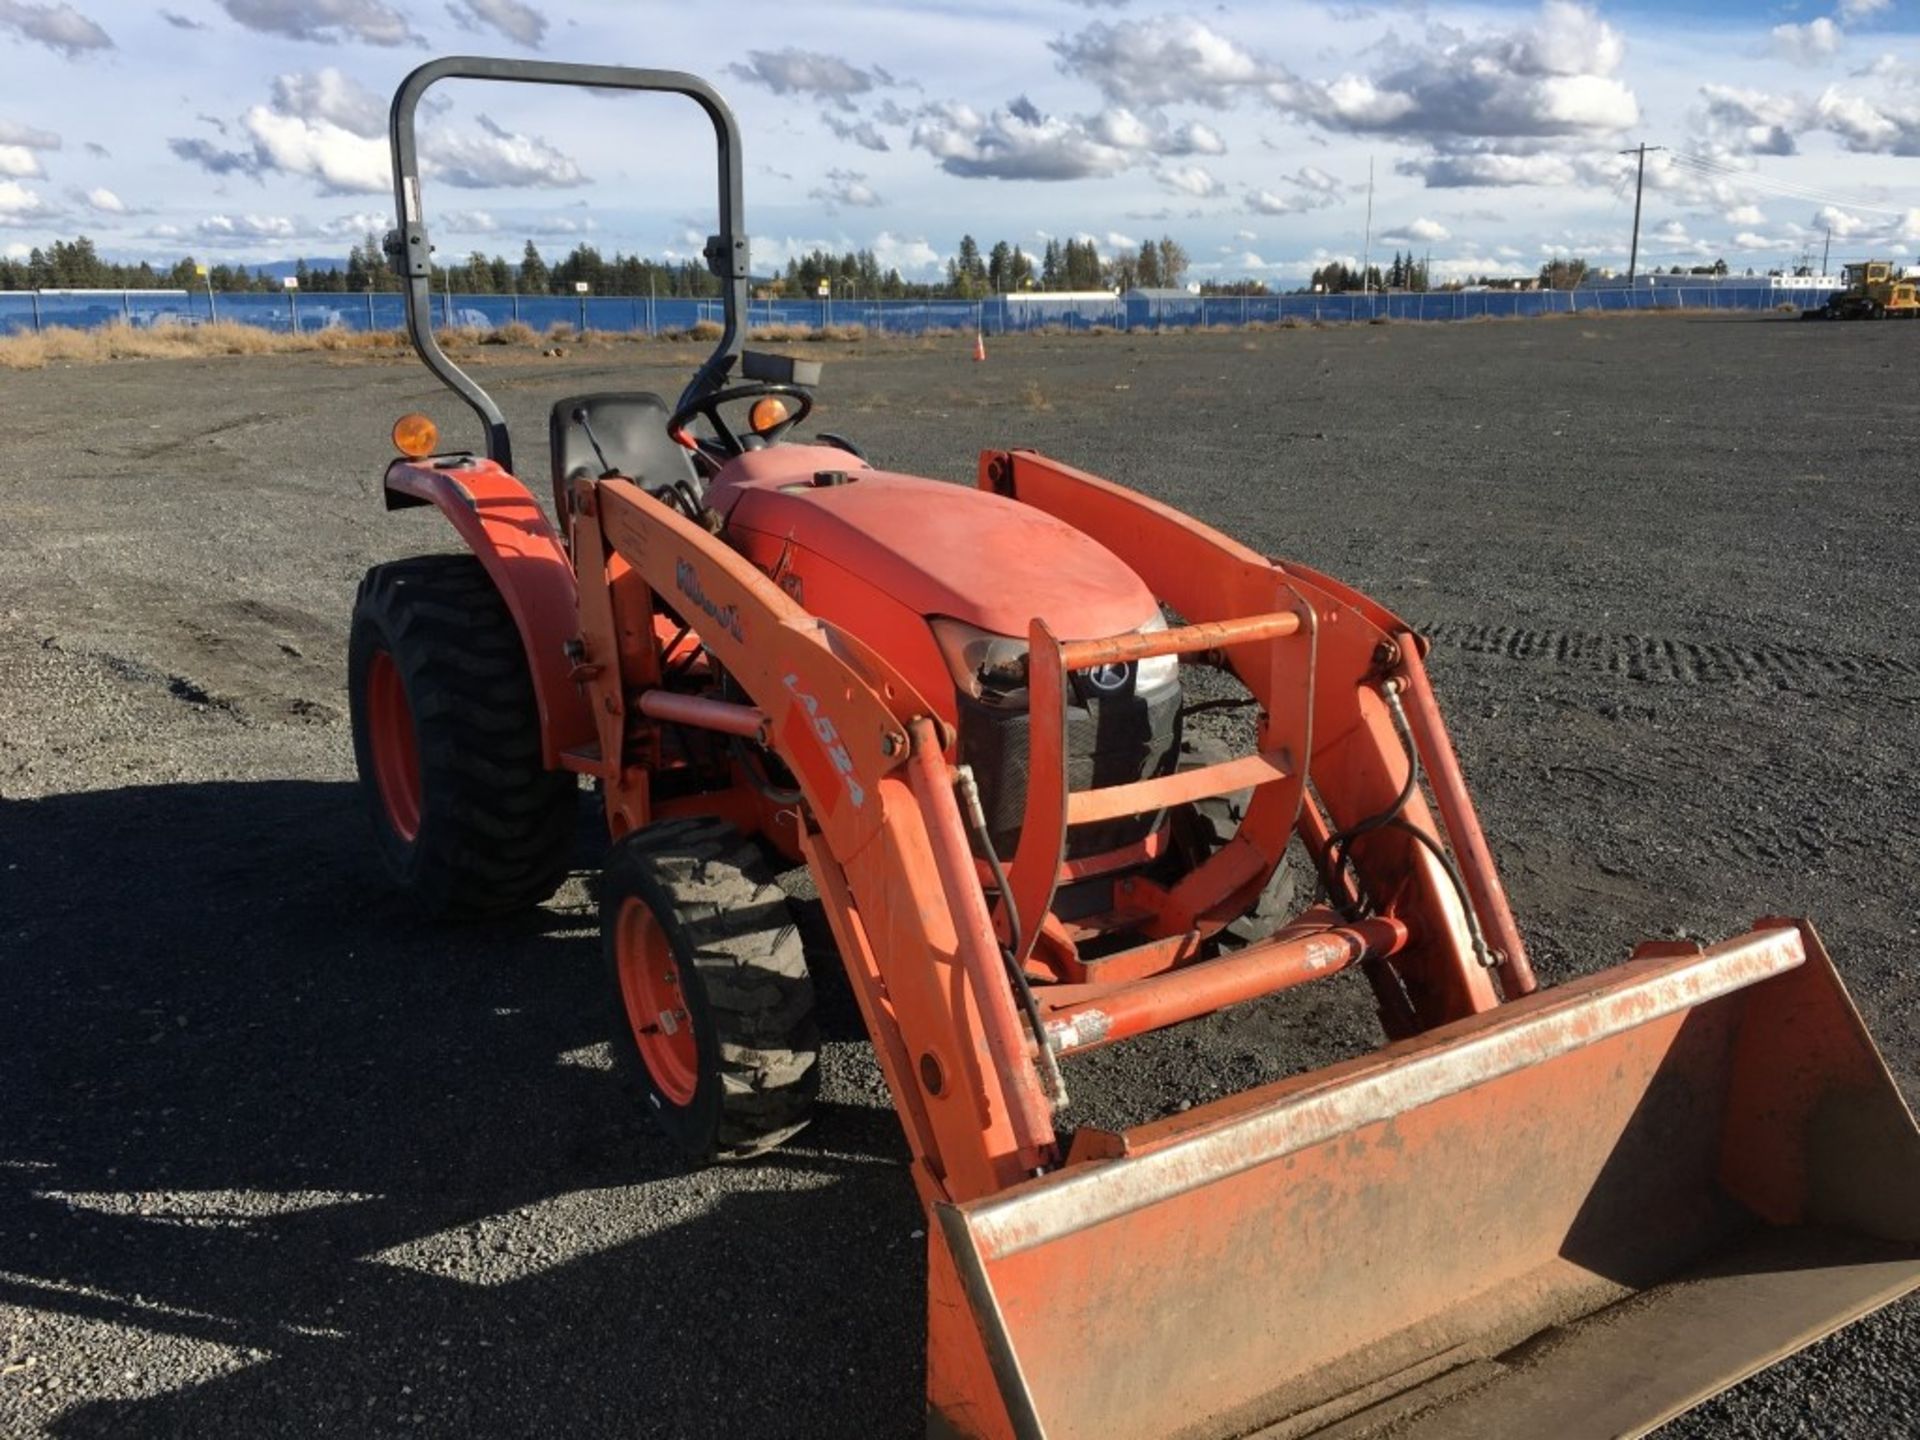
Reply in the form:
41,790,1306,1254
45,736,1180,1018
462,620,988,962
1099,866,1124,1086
745,322,867,343
1020,380,1053,412
0,318,416,370
482,319,538,345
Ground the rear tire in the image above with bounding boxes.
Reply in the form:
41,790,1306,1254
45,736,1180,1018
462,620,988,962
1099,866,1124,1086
602,818,818,1161
1171,733,1298,949
348,554,576,917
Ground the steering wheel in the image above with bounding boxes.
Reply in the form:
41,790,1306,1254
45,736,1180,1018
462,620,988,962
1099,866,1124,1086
668,383,814,456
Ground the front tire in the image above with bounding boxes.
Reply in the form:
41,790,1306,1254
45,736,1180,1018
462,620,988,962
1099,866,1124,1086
602,818,818,1161
348,554,577,917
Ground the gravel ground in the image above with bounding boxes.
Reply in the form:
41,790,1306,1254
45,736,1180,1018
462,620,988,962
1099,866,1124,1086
2,315,1916,1438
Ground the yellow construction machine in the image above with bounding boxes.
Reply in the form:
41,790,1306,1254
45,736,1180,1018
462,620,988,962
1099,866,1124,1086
1810,260,1920,319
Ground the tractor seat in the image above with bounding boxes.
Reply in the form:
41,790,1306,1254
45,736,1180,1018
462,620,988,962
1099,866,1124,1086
548,392,699,512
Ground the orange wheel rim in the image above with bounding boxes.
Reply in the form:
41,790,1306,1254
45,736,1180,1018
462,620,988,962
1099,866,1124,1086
615,897,699,1106
366,649,423,842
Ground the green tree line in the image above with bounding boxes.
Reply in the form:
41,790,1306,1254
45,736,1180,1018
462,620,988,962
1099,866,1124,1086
1,231,1202,300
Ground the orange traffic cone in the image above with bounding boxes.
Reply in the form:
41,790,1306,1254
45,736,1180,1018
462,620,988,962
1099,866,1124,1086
973,330,987,362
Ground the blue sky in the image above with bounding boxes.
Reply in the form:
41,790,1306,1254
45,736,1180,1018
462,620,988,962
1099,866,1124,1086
0,0,1915,284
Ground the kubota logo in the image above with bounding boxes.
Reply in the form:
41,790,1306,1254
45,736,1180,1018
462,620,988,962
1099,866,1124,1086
1085,662,1132,693
783,673,866,811
675,558,744,645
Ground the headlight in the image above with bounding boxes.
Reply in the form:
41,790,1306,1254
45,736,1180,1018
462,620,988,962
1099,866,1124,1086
933,611,1177,706
930,618,1030,706
1133,611,1178,693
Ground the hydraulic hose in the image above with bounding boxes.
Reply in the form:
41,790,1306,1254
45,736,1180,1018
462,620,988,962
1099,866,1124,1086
954,765,1069,1109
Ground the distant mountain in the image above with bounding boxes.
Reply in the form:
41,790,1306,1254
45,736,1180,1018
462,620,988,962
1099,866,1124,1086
249,257,352,280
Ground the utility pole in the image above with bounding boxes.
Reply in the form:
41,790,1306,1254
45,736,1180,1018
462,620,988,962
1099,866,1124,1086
1822,224,1832,278
1619,142,1665,283
1361,155,1374,296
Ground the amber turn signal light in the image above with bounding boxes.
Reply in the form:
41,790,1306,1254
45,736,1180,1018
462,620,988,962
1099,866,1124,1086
748,396,791,434
391,412,439,458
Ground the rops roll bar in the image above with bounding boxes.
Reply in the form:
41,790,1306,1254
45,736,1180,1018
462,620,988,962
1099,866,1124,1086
386,57,751,473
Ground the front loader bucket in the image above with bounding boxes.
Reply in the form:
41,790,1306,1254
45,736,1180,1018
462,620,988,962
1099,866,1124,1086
928,921,1920,1440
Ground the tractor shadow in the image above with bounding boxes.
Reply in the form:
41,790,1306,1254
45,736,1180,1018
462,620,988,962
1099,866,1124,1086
0,780,922,1437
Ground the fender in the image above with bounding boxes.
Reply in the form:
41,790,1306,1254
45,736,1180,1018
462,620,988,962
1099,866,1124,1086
384,458,595,765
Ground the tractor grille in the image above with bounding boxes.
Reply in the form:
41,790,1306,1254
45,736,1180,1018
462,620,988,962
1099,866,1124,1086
957,676,1182,861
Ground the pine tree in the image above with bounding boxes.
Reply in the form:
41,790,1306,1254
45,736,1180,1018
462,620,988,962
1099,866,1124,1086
1136,240,1161,289
987,239,1012,293
1156,236,1188,289
520,240,550,295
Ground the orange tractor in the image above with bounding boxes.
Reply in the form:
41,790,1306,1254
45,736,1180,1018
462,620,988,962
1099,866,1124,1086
351,58,1920,1438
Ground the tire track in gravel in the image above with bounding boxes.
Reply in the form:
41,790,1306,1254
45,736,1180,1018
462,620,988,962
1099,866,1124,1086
1420,621,1918,694
1420,622,1917,877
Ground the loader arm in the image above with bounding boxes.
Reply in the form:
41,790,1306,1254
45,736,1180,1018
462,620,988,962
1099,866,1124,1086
570,474,1062,1194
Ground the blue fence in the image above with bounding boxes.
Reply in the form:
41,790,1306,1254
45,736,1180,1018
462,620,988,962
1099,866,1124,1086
0,280,1833,340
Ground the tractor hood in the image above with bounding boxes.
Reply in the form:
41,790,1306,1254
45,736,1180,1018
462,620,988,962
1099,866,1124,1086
712,446,1156,641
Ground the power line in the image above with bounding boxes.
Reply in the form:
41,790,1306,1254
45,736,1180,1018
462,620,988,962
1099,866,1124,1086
1665,151,1908,217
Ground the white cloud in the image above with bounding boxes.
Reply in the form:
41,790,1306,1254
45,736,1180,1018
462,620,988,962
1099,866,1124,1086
198,212,298,239
82,185,124,213
447,0,546,48
1839,0,1891,19
1381,217,1450,243
0,178,51,222
3,240,28,259
183,77,588,196
1274,3,1637,139
912,98,1132,180
0,0,111,56
241,104,389,194
1772,18,1842,68
728,48,889,107
1815,204,1875,239
1723,204,1765,226
1814,85,1920,154
1084,107,1228,157
1052,15,1269,108
809,167,881,209
0,145,43,178
271,68,385,139
1399,150,1578,186
168,135,263,179
822,112,889,151
870,230,944,277
1245,164,1342,213
1730,230,1782,250
1156,163,1222,197
316,209,388,238
215,0,416,45
1162,120,1226,156
0,119,60,150
441,208,498,232
1697,84,1806,155
425,115,585,189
